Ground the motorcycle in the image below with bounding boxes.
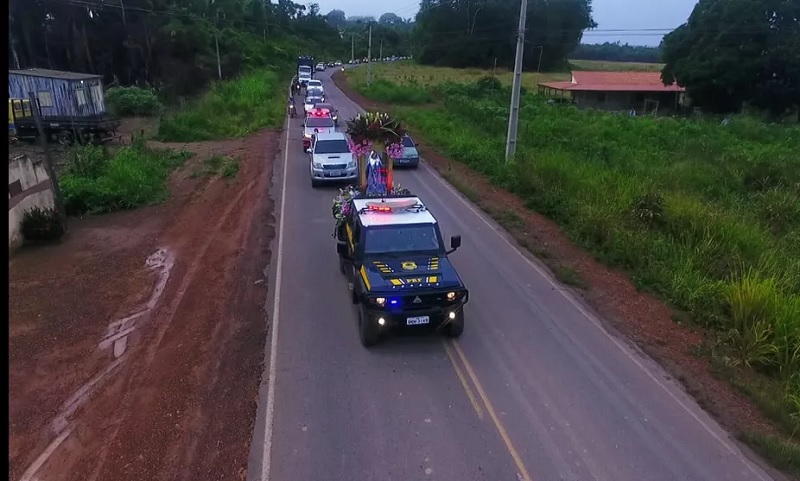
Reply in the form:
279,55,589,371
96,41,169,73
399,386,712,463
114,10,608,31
288,103,297,118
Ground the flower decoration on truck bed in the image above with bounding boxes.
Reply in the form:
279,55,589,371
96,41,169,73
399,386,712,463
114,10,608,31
331,184,412,236
345,111,406,192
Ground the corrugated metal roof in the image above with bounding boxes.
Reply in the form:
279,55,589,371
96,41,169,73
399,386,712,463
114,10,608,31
539,71,685,93
8,68,101,81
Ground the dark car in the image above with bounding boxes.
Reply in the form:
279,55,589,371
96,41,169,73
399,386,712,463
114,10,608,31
335,195,468,347
394,134,420,168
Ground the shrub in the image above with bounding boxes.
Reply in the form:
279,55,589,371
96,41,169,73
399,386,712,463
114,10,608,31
21,206,65,242
157,69,287,141
61,144,192,215
106,86,162,117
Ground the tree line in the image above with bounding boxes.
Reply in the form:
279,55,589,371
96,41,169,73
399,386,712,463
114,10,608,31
9,0,347,97
571,42,662,64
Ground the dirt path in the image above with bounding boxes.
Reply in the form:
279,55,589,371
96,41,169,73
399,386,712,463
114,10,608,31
331,70,791,477
9,130,278,481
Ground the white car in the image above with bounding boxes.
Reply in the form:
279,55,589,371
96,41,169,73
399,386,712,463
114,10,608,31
298,72,312,86
306,79,324,93
316,63,326,71
309,132,357,188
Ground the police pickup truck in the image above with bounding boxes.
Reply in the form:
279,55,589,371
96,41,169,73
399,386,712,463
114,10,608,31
336,195,468,347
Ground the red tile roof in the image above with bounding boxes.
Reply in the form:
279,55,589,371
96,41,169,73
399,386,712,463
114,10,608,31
540,71,685,92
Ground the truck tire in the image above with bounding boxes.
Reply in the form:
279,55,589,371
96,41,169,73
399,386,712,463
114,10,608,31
443,310,464,338
358,307,380,347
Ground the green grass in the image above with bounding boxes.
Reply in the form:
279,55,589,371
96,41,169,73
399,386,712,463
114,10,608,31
192,154,240,178
157,69,288,141
345,72,800,463
60,141,192,215
569,59,665,72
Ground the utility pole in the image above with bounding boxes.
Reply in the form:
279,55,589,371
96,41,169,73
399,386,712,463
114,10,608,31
367,24,373,85
351,34,355,63
504,0,528,163
214,11,222,80
28,92,68,230
379,39,383,60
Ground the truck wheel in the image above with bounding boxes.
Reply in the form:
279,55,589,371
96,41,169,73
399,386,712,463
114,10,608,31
443,310,465,338
358,307,380,347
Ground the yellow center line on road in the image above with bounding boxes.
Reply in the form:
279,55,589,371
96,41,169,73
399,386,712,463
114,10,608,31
442,341,484,421
447,340,534,481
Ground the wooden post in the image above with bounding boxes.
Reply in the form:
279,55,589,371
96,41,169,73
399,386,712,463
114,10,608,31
385,143,394,192
28,91,68,231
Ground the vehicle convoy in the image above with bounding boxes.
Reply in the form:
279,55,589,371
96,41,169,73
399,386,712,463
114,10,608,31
335,195,468,347
302,109,335,151
395,134,420,168
308,132,357,188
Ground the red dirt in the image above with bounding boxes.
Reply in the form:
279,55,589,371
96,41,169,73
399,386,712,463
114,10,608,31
332,70,784,452
9,130,278,481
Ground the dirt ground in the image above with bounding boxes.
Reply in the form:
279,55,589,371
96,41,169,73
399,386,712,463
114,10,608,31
9,122,278,481
332,71,788,467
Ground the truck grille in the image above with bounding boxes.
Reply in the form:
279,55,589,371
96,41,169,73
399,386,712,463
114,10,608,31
400,293,444,309
323,164,347,170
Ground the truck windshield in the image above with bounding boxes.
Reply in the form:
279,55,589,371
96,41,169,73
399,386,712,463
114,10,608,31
298,66,311,73
364,225,441,255
401,136,415,147
314,139,349,154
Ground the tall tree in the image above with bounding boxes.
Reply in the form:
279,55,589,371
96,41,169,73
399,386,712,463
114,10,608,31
661,0,800,116
413,0,595,70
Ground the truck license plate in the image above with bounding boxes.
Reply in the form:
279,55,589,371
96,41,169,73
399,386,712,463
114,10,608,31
406,316,430,325
326,171,343,177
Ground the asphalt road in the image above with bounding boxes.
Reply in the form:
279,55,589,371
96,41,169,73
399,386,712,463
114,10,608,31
250,68,779,481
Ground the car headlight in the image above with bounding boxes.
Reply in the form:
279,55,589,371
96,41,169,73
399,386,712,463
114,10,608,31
371,297,386,307
446,292,456,301
313,161,323,169
347,160,356,169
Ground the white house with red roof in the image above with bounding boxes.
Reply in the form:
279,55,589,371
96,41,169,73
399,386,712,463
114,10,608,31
538,71,686,114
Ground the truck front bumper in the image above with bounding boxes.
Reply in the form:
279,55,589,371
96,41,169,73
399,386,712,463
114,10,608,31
362,301,466,333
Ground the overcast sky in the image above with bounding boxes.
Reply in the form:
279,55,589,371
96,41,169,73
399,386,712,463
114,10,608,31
305,0,699,46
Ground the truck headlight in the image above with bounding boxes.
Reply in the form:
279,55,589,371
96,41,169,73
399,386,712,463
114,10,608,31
347,160,356,169
446,292,456,300
370,297,386,307
313,161,323,169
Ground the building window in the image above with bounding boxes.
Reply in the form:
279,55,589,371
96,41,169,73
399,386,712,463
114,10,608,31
75,88,88,106
37,90,53,108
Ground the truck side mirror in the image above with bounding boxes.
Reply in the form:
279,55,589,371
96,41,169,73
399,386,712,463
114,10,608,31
449,235,461,252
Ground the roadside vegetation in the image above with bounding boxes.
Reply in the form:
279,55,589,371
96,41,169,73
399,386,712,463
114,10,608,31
60,140,192,215
106,86,163,117
344,67,800,473
157,69,288,142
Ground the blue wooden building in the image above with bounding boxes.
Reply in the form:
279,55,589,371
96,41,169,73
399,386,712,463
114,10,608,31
8,68,108,118
8,68,119,143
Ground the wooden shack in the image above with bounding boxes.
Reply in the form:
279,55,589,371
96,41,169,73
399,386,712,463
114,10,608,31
8,68,119,144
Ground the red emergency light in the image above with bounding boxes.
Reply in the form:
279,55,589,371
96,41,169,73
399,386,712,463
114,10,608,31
309,108,331,118
365,198,417,212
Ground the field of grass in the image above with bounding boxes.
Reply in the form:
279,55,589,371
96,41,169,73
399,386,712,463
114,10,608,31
157,69,288,142
60,140,192,215
569,59,665,71
344,66,800,474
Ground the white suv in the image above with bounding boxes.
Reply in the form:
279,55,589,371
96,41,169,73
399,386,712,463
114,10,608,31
309,132,357,188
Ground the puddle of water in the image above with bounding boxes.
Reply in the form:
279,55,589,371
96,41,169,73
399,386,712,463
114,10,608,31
19,248,175,481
